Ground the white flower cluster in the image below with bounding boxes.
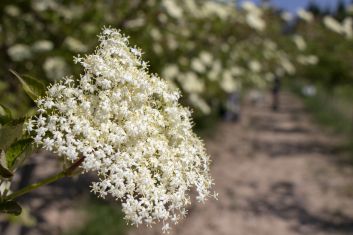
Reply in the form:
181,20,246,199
242,1,266,31
297,9,313,22
281,11,293,22
162,0,183,19
25,27,214,232
323,16,353,39
292,35,307,51
323,16,344,34
43,56,69,81
7,44,32,62
297,55,318,65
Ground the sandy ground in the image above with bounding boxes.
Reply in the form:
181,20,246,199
130,93,353,235
2,92,353,235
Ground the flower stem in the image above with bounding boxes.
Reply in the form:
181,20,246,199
5,156,85,201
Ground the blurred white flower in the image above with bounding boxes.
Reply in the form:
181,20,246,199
183,0,198,14
280,57,296,75
302,85,317,97
4,5,20,17
179,57,189,66
124,17,145,28
162,64,179,80
150,28,162,41
64,37,87,53
292,35,307,51
202,1,230,19
343,17,353,39
242,1,262,16
297,55,319,65
199,51,213,66
281,11,293,22
31,0,57,11
264,72,275,81
178,72,205,93
248,60,261,73
166,35,178,50
57,5,84,21
162,0,183,19
0,151,11,197
297,9,313,22
242,1,266,31
264,40,277,50
32,40,54,52
7,44,32,61
246,14,266,31
191,58,206,73
189,94,211,114
208,60,222,81
0,180,11,197
323,16,343,34
230,66,244,76
43,57,69,81
220,71,238,93
275,68,285,77
158,13,168,23
83,23,98,34
153,43,163,55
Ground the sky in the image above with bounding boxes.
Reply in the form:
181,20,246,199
239,0,352,12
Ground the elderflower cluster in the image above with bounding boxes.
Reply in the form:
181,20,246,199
297,9,313,22
242,1,266,31
323,16,353,39
26,27,214,232
292,35,307,51
323,16,343,34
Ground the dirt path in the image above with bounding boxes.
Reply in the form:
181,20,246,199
130,93,353,235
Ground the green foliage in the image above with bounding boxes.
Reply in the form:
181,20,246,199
289,81,353,162
0,200,22,216
5,138,32,170
290,82,353,134
295,11,353,89
0,122,25,150
6,206,36,226
306,1,322,16
0,164,13,178
302,91,352,134
302,53,352,88
335,0,347,20
0,104,12,125
0,101,32,212
65,199,127,235
10,70,46,101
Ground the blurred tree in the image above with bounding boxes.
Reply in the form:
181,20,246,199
335,0,346,20
306,1,322,16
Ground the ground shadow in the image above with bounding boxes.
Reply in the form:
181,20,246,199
246,181,353,234
250,139,337,157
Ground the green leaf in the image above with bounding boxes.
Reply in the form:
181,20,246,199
0,201,22,215
0,104,12,125
0,123,24,150
10,70,45,101
5,138,32,170
0,164,13,178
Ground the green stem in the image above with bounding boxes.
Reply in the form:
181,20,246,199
6,171,66,201
5,156,85,201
